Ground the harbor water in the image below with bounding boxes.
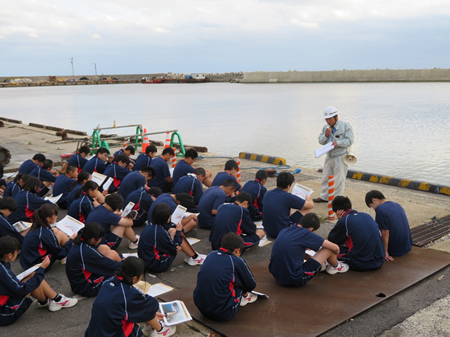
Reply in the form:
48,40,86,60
1,82,449,185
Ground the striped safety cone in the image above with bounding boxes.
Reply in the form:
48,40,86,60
235,159,241,184
171,147,177,168
328,175,335,220
165,132,171,148
142,128,149,153
122,139,127,149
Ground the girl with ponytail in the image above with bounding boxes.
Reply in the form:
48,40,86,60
67,181,100,223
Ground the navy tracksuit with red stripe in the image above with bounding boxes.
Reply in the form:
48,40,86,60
137,223,182,273
133,153,152,171
29,166,57,183
118,171,146,200
18,159,38,175
209,203,260,250
68,153,88,173
124,187,153,227
3,181,20,198
104,163,131,193
83,156,109,174
173,175,203,206
194,249,256,322
0,261,45,326
85,276,159,337
0,211,24,244
20,226,73,270
8,190,52,224
67,193,96,223
53,174,76,209
66,242,121,297
241,179,267,221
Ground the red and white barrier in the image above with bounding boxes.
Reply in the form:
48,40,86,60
328,175,335,220
235,159,241,184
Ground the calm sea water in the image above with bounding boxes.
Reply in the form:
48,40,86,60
1,82,449,185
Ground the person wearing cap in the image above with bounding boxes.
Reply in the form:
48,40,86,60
313,106,354,203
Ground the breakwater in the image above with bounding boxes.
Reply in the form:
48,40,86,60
241,68,450,83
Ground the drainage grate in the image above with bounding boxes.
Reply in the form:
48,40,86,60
411,215,450,247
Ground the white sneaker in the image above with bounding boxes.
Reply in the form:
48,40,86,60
49,294,78,312
326,261,349,275
184,253,206,266
321,261,329,272
35,299,49,309
128,235,140,250
150,325,176,337
240,292,258,307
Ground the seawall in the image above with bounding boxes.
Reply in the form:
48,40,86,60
241,68,450,83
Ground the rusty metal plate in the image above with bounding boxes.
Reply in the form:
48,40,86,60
160,247,449,337
411,215,450,247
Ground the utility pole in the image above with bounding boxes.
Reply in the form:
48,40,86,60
93,63,97,76
71,58,74,79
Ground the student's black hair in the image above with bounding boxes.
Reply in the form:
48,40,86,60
221,179,237,190
124,145,136,155
140,166,155,178
0,163,3,179
236,191,252,205
255,169,268,182
184,149,198,159
145,144,157,155
0,197,18,212
105,193,124,212
221,232,245,252
13,173,23,183
0,236,21,258
96,147,110,155
365,190,386,208
148,187,162,198
31,204,58,232
224,159,238,171
194,167,206,177
175,193,195,209
162,147,174,156
151,203,172,225
299,213,321,231
32,153,46,163
332,196,352,213
116,256,146,285
74,222,105,245
115,154,130,165
78,146,91,155
22,176,42,194
66,165,77,174
70,171,91,191
276,171,295,189
42,159,54,170
75,180,99,199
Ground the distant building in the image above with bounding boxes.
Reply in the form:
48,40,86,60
190,73,206,80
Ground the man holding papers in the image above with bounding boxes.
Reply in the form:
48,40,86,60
314,106,354,203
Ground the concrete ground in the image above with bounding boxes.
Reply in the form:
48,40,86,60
1,121,449,336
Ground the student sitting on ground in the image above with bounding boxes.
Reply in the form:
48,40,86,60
209,192,265,251
118,166,155,200
262,171,314,238
0,237,78,326
211,159,242,193
82,147,111,174
20,204,75,271
18,153,46,175
66,222,122,297
328,196,385,271
3,174,23,198
8,176,52,224
197,180,236,229
148,147,174,192
85,194,139,250
124,187,162,227
269,213,349,287
67,181,101,223
66,171,91,209
148,193,197,233
365,190,412,261
114,145,136,160
103,154,131,193
85,257,176,337
173,168,206,207
68,146,90,173
138,203,206,273
0,197,29,243
29,159,58,191
194,233,257,322
241,169,268,221
172,149,213,188
52,165,78,209
133,144,157,171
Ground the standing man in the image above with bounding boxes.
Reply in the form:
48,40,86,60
314,106,354,203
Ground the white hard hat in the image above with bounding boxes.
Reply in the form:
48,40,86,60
324,106,338,119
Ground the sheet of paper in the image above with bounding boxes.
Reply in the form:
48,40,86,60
12,221,32,232
315,142,334,158
56,215,85,236
186,237,200,245
17,264,41,281
171,205,187,224
122,202,135,218
184,212,199,218
91,172,107,186
251,290,269,299
160,301,192,326
292,183,314,200
45,193,63,204
122,253,138,258
169,168,174,178
102,177,114,190
254,221,263,229
147,283,174,297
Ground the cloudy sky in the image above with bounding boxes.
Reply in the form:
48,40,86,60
1,0,449,76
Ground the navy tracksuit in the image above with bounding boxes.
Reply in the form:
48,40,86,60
53,174,76,209
118,171,146,200
103,163,131,193
3,181,20,198
0,211,24,244
133,153,152,171
124,187,153,227
83,156,109,174
241,179,267,221
8,190,52,224
67,193,96,223
173,175,203,206
68,153,88,173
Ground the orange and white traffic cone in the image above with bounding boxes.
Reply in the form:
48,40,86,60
165,132,171,149
122,139,127,149
142,128,149,153
235,159,241,184
171,147,177,168
328,175,335,220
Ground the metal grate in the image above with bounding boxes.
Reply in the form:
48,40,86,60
411,214,450,247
